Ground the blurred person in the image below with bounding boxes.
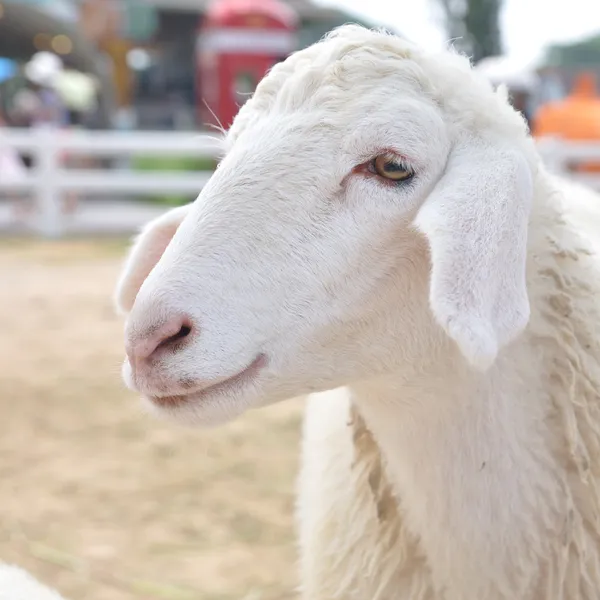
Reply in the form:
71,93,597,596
12,52,80,215
9,53,66,171
46,66,101,214
11,53,69,130
0,101,32,223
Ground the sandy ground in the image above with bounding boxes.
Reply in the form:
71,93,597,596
0,239,303,600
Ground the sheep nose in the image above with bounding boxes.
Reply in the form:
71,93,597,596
126,315,194,365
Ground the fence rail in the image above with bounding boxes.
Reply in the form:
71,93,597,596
0,127,223,237
1,128,600,238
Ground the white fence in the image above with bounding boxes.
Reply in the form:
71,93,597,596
0,127,223,237
1,127,600,238
537,138,600,191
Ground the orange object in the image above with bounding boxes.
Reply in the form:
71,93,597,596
532,72,600,172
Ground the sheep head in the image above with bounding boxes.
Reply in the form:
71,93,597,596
116,25,535,426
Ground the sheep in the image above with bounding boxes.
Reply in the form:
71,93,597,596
0,563,67,600
114,24,600,600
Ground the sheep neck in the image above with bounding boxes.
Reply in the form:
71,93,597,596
348,356,565,599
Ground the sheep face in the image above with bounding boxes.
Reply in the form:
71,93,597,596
116,26,534,426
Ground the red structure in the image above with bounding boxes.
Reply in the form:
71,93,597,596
197,0,298,129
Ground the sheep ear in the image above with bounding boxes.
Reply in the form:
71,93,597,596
114,204,192,315
414,139,533,371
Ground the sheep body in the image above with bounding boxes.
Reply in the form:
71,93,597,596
298,172,600,599
298,390,431,599
0,564,67,600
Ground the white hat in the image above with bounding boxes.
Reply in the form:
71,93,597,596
24,52,64,86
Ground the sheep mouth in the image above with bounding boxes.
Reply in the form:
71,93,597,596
146,354,268,409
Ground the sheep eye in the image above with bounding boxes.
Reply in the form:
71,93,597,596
372,155,414,182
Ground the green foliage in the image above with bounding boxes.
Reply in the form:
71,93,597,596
435,0,503,63
131,155,216,206
545,34,600,67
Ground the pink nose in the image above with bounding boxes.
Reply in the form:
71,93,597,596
126,315,194,365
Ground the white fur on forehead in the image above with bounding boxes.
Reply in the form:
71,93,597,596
227,24,529,147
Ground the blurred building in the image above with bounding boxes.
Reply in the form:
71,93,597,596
0,0,116,124
0,0,382,129
96,0,375,129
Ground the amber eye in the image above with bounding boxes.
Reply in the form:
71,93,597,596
372,154,414,182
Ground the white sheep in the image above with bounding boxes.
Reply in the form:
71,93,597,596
0,564,67,600
115,24,600,600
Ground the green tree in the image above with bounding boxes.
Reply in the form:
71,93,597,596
435,0,504,63
545,34,600,67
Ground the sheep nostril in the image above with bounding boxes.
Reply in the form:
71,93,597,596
127,316,196,365
178,324,192,338
158,323,192,350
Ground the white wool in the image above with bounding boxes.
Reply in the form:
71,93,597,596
115,24,600,600
0,564,67,600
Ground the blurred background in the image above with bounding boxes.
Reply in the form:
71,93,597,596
0,1,599,599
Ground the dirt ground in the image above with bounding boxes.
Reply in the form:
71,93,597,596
0,239,304,600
